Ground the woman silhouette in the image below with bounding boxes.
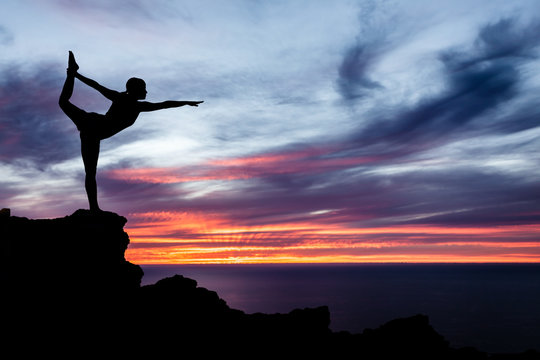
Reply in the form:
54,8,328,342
59,51,203,212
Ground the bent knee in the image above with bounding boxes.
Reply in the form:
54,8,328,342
59,99,73,116
59,93,69,105
59,99,83,116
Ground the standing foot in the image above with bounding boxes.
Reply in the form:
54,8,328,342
89,206,104,214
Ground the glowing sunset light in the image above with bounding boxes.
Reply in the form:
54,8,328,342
126,244,540,265
124,210,540,264
303,224,540,237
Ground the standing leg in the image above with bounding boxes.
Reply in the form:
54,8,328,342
80,134,101,212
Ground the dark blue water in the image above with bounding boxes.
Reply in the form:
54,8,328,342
141,263,540,353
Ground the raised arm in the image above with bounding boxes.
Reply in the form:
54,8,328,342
138,100,203,112
75,72,120,101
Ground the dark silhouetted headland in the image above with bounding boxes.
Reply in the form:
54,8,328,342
2,209,539,359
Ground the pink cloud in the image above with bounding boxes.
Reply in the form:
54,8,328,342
105,147,384,184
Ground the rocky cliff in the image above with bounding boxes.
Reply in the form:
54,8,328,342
3,209,142,292
2,209,538,359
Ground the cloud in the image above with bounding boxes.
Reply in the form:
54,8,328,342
337,44,384,100
53,0,189,25
0,180,19,204
344,18,540,153
100,132,540,234
104,146,384,185
0,24,14,45
0,63,80,169
377,166,540,227
449,17,540,67
335,1,391,101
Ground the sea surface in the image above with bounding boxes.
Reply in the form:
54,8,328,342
140,263,540,353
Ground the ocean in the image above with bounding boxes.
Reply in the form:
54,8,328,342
140,263,540,353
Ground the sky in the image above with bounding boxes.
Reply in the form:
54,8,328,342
1,0,539,264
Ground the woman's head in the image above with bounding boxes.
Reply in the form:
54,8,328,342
126,77,147,99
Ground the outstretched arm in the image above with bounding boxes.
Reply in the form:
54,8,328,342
75,72,120,101
138,100,203,112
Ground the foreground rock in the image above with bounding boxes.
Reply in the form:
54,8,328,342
2,209,538,359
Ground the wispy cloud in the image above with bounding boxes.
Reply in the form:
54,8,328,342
104,138,539,230
105,146,385,184
348,17,540,149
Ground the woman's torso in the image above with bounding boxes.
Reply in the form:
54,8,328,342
100,93,141,139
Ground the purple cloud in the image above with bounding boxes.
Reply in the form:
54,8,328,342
0,63,79,168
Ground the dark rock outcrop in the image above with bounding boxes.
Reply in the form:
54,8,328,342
2,209,539,359
2,209,143,293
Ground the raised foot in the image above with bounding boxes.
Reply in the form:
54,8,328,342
68,51,79,73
